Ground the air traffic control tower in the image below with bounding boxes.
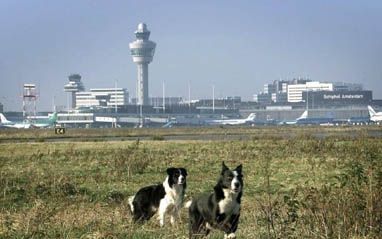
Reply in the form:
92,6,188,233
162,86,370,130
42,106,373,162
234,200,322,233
64,74,85,109
129,23,156,106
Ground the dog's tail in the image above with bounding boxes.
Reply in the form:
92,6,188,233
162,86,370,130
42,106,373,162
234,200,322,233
184,200,193,209
128,195,135,213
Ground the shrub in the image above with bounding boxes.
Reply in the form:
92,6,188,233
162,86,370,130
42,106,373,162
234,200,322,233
151,135,165,141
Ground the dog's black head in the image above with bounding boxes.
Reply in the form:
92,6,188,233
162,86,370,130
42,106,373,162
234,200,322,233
167,167,188,188
219,162,243,194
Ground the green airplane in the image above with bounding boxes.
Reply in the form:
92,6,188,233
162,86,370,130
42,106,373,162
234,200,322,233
0,112,57,129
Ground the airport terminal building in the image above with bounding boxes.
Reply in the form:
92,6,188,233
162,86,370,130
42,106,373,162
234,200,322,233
247,79,378,123
76,88,129,108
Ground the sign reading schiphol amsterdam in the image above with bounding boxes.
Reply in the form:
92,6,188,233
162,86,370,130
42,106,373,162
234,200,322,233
55,127,66,135
323,94,364,100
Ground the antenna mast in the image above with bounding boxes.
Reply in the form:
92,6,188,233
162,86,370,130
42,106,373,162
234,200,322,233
22,84,37,122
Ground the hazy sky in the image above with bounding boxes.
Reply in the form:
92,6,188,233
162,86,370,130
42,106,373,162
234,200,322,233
1,0,381,111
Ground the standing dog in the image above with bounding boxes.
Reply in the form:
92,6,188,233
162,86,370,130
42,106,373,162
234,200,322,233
188,162,243,239
128,167,187,227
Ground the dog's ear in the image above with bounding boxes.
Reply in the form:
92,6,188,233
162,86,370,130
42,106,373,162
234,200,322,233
166,167,176,175
180,168,188,176
235,164,243,175
222,162,229,173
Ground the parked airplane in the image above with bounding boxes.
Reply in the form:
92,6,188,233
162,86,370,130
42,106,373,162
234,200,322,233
296,116,334,125
204,113,256,125
278,110,308,125
368,105,382,123
0,113,57,129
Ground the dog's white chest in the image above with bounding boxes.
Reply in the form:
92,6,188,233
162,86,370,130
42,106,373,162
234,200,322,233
218,189,240,215
162,192,181,208
162,180,184,208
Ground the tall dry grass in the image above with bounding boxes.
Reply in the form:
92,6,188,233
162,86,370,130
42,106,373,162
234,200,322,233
0,129,381,238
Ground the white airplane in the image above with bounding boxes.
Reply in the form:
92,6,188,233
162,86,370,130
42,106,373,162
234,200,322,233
368,105,382,123
0,113,57,129
205,113,256,125
0,114,32,128
278,110,308,125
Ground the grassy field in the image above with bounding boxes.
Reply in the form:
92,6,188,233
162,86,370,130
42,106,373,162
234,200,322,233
0,127,381,238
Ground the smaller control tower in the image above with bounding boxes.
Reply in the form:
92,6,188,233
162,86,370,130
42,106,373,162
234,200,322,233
129,23,156,106
64,74,85,109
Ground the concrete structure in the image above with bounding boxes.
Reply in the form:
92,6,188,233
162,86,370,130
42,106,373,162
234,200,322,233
129,23,156,106
253,93,272,104
76,88,129,108
255,80,293,104
287,81,333,102
64,74,85,109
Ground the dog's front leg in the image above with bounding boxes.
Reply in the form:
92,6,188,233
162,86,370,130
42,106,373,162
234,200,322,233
158,198,169,227
170,206,181,225
224,213,240,239
170,209,176,225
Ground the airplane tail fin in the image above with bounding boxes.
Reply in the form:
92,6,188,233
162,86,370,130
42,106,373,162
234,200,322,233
297,110,308,120
49,112,58,123
368,105,376,117
246,113,256,121
0,113,11,123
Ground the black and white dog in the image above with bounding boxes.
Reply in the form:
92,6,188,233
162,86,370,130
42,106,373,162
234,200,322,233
188,162,243,239
128,167,187,227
